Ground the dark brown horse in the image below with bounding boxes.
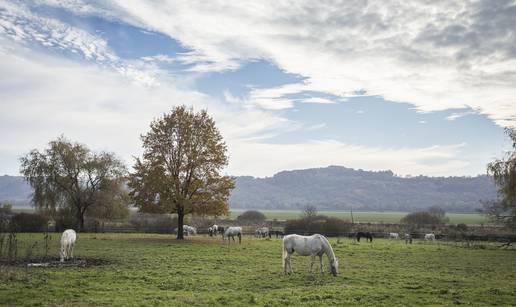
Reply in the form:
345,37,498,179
356,232,373,242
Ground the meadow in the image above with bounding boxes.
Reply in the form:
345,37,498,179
1,233,515,306
230,210,489,225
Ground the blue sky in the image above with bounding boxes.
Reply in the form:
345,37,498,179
0,1,514,177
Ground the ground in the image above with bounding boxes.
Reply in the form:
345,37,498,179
1,233,515,306
229,210,488,225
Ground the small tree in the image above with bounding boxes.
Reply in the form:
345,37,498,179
400,211,444,228
128,106,234,239
302,205,318,219
237,210,266,222
0,203,13,223
485,128,516,226
428,206,449,224
20,136,128,231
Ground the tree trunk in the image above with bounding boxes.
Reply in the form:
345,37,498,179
177,206,184,240
76,210,85,232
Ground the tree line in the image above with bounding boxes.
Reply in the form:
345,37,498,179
15,106,516,238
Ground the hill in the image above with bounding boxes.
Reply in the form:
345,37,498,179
1,166,498,212
0,175,32,206
230,166,497,212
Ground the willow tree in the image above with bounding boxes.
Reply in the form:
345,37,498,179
128,106,234,239
486,128,516,226
19,136,127,231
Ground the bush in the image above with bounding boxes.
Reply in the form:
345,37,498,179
0,203,13,224
456,223,468,232
237,210,266,222
401,211,444,227
284,215,352,236
11,213,49,232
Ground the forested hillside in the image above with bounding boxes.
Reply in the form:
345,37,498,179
230,166,497,212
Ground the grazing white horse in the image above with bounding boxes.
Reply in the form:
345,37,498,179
282,234,339,276
389,232,399,239
255,227,269,238
174,225,197,236
425,233,436,241
60,229,76,262
224,227,242,244
184,225,197,236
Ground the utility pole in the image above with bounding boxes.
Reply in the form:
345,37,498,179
350,205,354,224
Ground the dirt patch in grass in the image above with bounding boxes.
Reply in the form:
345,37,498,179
0,257,112,268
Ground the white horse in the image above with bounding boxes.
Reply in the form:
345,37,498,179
425,233,436,241
174,225,197,236
255,227,269,238
60,229,76,262
389,232,399,239
184,225,197,236
282,234,339,276
224,226,242,244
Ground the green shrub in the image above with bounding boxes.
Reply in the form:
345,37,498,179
400,211,444,227
11,213,49,232
237,210,266,222
284,215,352,236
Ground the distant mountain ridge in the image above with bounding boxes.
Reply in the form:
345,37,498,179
0,175,32,206
230,166,498,213
1,166,498,212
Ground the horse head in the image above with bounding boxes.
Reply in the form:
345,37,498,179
329,258,339,276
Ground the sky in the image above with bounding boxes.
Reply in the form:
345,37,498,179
0,0,515,178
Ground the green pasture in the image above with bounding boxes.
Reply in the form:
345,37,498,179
230,210,489,225
13,207,489,225
1,233,515,306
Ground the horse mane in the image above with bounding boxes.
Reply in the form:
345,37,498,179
318,235,336,261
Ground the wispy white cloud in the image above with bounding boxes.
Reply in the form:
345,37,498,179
305,123,326,131
302,97,336,104
446,110,477,121
140,54,175,63
0,0,160,86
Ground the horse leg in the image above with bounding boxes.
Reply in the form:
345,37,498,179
284,253,289,274
238,234,241,244
60,245,65,262
70,243,74,260
310,255,315,273
319,255,324,274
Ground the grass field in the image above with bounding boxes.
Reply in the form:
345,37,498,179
230,210,489,225
1,233,515,306
13,207,489,225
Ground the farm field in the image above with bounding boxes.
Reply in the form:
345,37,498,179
13,208,489,225
230,209,489,225
1,233,515,306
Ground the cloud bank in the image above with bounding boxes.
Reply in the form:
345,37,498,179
36,0,516,126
